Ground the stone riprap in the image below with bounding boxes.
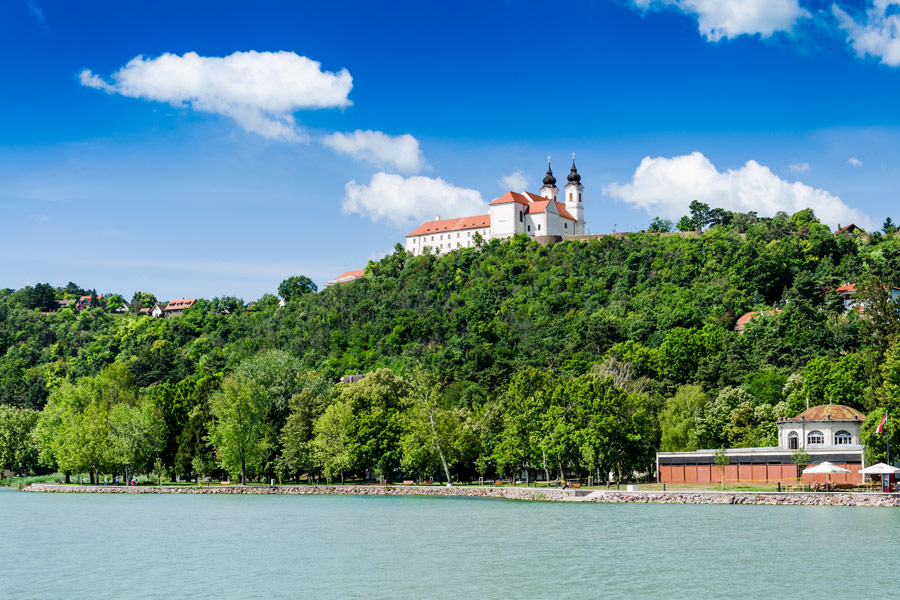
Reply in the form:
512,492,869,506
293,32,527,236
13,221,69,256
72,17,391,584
21,483,900,506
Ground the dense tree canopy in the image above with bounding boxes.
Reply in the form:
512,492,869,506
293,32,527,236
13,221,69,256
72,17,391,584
4,208,900,482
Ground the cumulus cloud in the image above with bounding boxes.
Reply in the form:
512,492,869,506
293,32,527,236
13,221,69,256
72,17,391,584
79,51,352,141
343,173,486,226
604,151,870,229
499,170,528,191
632,0,808,41
788,162,811,173
322,130,426,173
848,156,863,167
834,1,900,66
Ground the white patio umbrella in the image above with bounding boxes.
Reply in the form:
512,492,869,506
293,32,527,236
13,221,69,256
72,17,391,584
859,462,900,475
803,461,851,488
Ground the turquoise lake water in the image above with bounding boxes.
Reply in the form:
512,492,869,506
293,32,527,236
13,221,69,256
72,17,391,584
3,488,900,599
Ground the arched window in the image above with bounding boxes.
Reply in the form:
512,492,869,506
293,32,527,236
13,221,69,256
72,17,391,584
788,432,798,450
519,211,523,222
835,430,852,445
807,430,824,445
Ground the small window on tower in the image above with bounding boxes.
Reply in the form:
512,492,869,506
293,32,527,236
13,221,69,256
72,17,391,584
569,193,573,200
527,225,531,232
538,224,541,231
579,193,582,202
519,211,523,222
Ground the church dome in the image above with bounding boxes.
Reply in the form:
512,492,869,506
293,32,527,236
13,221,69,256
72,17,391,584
542,165,556,186
567,162,581,183
789,404,866,422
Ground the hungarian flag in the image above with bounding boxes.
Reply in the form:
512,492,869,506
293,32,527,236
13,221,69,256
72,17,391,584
877,412,889,434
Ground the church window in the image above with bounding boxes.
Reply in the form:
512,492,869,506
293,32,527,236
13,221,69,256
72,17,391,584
788,432,798,450
527,225,531,232
565,223,568,229
807,430,824,445
579,193,582,202
569,193,573,200
835,430,852,445
457,232,460,238
519,211,523,222
537,224,541,231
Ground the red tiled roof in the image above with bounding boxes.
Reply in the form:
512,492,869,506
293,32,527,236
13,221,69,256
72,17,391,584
489,191,530,206
165,298,196,311
336,269,365,280
836,284,856,293
789,404,866,422
735,309,780,331
407,215,491,237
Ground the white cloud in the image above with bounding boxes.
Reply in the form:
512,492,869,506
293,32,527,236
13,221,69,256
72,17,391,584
848,156,864,167
499,170,528,191
834,1,900,66
632,0,808,41
788,162,811,173
604,151,870,229
79,51,352,141
321,130,426,173
342,173,486,226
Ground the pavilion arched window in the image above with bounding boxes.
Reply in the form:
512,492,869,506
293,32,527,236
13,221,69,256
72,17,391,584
807,430,825,445
835,430,852,445
788,432,799,450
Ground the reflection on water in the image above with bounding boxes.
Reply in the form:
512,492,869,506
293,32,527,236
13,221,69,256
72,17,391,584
2,488,899,599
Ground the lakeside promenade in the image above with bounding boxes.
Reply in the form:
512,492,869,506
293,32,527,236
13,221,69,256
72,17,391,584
23,483,900,507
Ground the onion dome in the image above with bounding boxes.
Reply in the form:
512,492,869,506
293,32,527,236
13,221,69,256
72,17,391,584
567,161,581,183
542,165,556,186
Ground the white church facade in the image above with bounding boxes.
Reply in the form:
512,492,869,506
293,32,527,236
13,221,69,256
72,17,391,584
405,161,586,256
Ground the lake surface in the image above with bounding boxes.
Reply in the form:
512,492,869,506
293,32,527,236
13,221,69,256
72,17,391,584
3,488,900,599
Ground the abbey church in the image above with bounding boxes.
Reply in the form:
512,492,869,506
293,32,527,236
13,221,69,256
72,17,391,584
405,162,586,256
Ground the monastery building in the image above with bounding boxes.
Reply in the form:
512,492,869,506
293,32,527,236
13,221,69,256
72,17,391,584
405,161,586,256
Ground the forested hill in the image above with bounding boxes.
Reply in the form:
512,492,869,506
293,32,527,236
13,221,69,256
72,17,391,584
3,209,900,483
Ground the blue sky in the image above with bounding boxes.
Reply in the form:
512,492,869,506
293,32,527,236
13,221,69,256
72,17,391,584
4,0,900,300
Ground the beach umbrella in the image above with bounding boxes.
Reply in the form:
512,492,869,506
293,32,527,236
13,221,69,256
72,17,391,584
802,461,851,488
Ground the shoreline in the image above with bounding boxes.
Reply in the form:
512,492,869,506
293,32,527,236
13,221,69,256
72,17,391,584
22,483,900,507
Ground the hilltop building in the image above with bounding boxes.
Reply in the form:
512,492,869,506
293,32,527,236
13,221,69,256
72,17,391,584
325,269,366,288
656,404,866,485
405,161,586,256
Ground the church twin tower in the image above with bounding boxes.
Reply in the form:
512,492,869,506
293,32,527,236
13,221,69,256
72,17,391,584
404,160,587,256
540,159,585,226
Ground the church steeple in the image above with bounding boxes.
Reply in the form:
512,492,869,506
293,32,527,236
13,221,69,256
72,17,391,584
565,154,584,231
541,156,559,201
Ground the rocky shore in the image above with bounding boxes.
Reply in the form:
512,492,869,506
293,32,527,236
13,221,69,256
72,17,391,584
22,483,900,506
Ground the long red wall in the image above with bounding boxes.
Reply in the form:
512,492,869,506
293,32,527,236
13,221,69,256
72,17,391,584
659,463,862,485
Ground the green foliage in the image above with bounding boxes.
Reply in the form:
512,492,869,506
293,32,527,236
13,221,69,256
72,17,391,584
208,371,273,484
10,216,900,482
0,405,40,474
278,275,317,301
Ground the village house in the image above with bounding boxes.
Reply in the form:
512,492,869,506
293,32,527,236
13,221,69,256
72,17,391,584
325,269,366,288
163,298,196,318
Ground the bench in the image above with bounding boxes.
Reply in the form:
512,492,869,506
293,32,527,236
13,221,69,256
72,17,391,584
401,480,414,485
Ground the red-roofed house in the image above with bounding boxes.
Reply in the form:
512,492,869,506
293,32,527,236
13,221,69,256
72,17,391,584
835,283,900,311
164,298,196,318
405,162,586,256
325,269,366,288
734,309,780,334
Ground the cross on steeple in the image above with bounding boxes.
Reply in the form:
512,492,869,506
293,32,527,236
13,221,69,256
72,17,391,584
547,155,551,165
571,152,575,162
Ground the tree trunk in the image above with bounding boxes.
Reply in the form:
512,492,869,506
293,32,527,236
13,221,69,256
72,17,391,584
89,470,95,485
340,470,344,485
541,447,550,486
557,456,565,485
241,459,246,485
64,471,70,484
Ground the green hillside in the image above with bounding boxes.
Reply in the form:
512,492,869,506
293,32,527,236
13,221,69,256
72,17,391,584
3,209,900,484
